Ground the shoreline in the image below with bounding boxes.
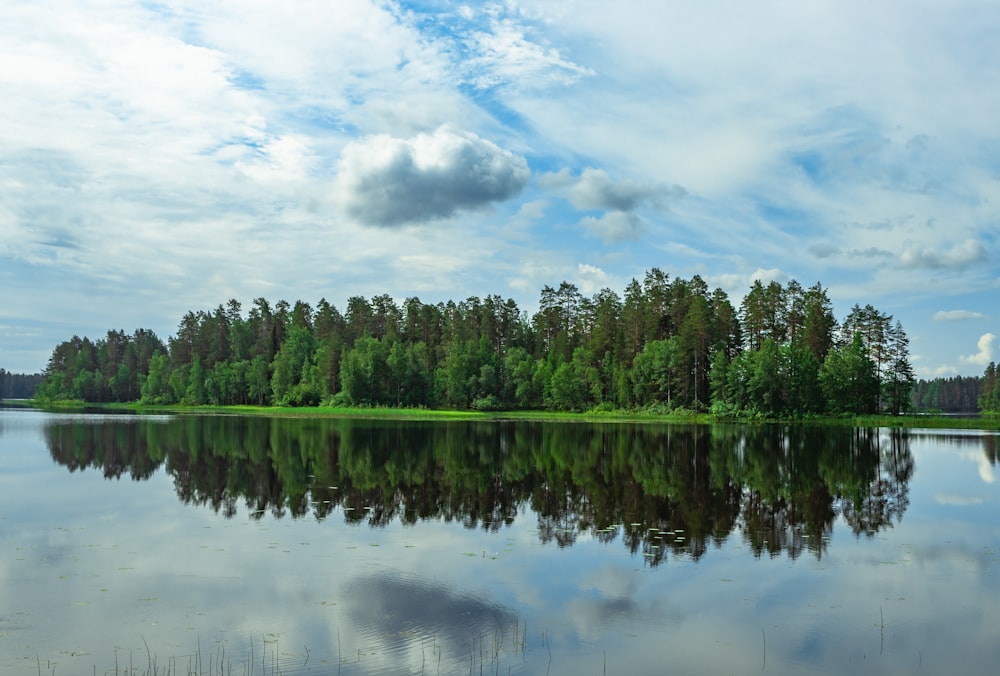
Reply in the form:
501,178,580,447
13,399,1000,429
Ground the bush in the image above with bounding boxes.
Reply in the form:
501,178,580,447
709,401,742,418
323,391,352,408
471,394,502,411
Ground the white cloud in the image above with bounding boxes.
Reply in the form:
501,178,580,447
540,168,683,243
540,168,684,212
332,126,530,226
808,243,840,258
579,212,642,243
749,268,788,285
2,0,1000,378
923,364,961,378
899,239,988,270
566,168,684,212
235,134,315,184
933,310,986,322
461,14,595,91
933,493,985,506
850,247,894,260
575,263,611,294
960,333,997,367
514,199,548,221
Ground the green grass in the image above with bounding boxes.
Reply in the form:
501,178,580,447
20,399,1000,429
130,403,714,423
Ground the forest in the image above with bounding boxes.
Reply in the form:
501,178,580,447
33,270,924,418
911,375,983,413
0,370,44,400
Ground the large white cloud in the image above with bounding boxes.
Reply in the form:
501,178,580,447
333,126,530,226
900,239,988,270
960,333,997,367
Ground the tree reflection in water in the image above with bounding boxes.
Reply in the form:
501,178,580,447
45,417,925,562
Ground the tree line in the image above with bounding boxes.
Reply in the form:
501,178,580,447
911,374,983,413
909,362,1000,414
36,270,918,416
0,369,45,400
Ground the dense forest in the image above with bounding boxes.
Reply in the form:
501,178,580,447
35,271,924,417
0,369,44,400
911,375,983,413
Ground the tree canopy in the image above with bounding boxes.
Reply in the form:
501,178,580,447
36,271,919,417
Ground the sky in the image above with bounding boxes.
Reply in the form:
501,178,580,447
1,0,999,378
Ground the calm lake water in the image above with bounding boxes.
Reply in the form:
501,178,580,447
1,407,999,675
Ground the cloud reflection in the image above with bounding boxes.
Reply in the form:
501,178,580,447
933,493,985,506
343,571,519,674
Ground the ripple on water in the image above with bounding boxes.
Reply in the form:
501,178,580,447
343,571,525,673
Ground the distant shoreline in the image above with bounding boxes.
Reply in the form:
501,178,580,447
13,399,1000,429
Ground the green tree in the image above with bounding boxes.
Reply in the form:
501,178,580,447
883,321,915,415
819,334,879,414
783,341,823,415
340,335,390,405
271,326,316,405
546,353,589,411
677,291,712,409
109,362,132,402
801,283,837,362
504,347,541,408
979,362,999,413
185,357,206,405
32,270,917,415
708,347,731,412
247,355,271,405
631,337,680,408
436,337,495,408
741,280,768,352
841,304,892,409
748,338,783,414
619,279,646,365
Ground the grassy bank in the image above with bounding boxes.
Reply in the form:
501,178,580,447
24,400,712,423
19,399,1000,429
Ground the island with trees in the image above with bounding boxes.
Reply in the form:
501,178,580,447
31,270,930,419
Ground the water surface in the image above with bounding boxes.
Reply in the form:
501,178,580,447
1,408,998,674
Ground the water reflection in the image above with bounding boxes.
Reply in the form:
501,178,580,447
44,417,922,562
344,572,521,675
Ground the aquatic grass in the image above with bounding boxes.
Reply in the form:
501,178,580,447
36,634,307,676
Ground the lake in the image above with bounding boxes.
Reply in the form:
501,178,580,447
1,407,998,675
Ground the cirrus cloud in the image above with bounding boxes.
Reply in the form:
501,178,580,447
933,310,987,321
333,126,529,227
461,14,595,91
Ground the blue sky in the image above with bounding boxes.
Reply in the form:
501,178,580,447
1,0,998,377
